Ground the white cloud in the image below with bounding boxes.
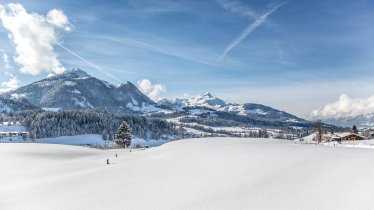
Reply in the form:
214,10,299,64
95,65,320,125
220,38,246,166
47,9,71,31
309,94,374,119
0,3,71,75
137,79,166,101
2,52,12,69
217,0,257,18
220,2,286,59
0,74,19,93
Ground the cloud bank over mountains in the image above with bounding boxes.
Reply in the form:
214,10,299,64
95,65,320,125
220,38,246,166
0,75,18,93
309,94,374,119
137,79,166,101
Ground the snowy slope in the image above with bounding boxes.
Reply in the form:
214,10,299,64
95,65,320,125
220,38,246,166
0,94,40,113
4,68,161,114
160,93,227,110
2,138,374,210
185,92,227,109
159,93,307,127
37,134,109,146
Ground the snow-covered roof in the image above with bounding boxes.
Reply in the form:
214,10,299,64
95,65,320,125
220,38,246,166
324,134,341,139
338,132,353,137
333,132,366,139
0,125,27,132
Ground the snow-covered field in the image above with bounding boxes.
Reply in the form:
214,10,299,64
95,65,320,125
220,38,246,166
0,124,26,132
320,140,374,149
295,133,374,149
2,138,374,210
37,134,111,146
1,134,171,148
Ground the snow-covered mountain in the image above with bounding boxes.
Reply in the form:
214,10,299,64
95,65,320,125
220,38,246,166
309,94,374,128
223,103,305,122
185,92,227,109
2,69,160,113
159,93,227,110
310,113,374,128
159,93,307,125
0,68,312,128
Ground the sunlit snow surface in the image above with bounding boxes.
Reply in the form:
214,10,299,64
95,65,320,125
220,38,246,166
1,138,374,210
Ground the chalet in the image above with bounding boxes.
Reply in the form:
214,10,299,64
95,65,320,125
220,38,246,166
339,133,365,141
323,132,366,142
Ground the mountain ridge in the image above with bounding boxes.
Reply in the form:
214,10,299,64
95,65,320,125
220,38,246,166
2,68,159,113
0,68,313,129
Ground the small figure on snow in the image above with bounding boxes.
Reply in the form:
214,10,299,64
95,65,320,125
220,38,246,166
115,154,118,158
106,158,110,165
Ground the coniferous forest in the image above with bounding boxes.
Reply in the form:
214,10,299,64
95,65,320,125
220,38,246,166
0,110,180,140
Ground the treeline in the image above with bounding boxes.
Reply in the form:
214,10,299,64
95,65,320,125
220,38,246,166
182,123,270,138
173,111,315,129
1,110,180,140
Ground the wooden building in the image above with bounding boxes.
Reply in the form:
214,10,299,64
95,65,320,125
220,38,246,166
339,133,365,141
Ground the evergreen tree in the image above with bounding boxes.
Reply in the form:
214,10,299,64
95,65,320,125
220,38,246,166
115,122,132,147
352,125,358,134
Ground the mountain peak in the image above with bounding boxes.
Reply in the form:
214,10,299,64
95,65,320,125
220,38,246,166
54,68,91,79
187,92,227,109
117,81,138,90
200,92,213,98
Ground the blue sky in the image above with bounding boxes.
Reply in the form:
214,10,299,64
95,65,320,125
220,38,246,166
0,0,374,116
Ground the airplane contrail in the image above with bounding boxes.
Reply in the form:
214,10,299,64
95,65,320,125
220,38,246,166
220,2,286,59
55,42,122,83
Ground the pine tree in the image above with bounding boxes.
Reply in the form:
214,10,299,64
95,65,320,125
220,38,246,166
352,125,358,134
115,122,132,148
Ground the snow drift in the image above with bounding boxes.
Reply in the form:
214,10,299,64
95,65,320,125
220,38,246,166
1,138,374,210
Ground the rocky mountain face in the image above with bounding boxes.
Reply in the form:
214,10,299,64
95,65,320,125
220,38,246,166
1,69,160,113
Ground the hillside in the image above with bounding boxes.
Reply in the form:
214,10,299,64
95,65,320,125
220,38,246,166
4,68,159,114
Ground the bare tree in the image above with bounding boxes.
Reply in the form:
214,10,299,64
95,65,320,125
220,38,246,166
315,120,323,143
